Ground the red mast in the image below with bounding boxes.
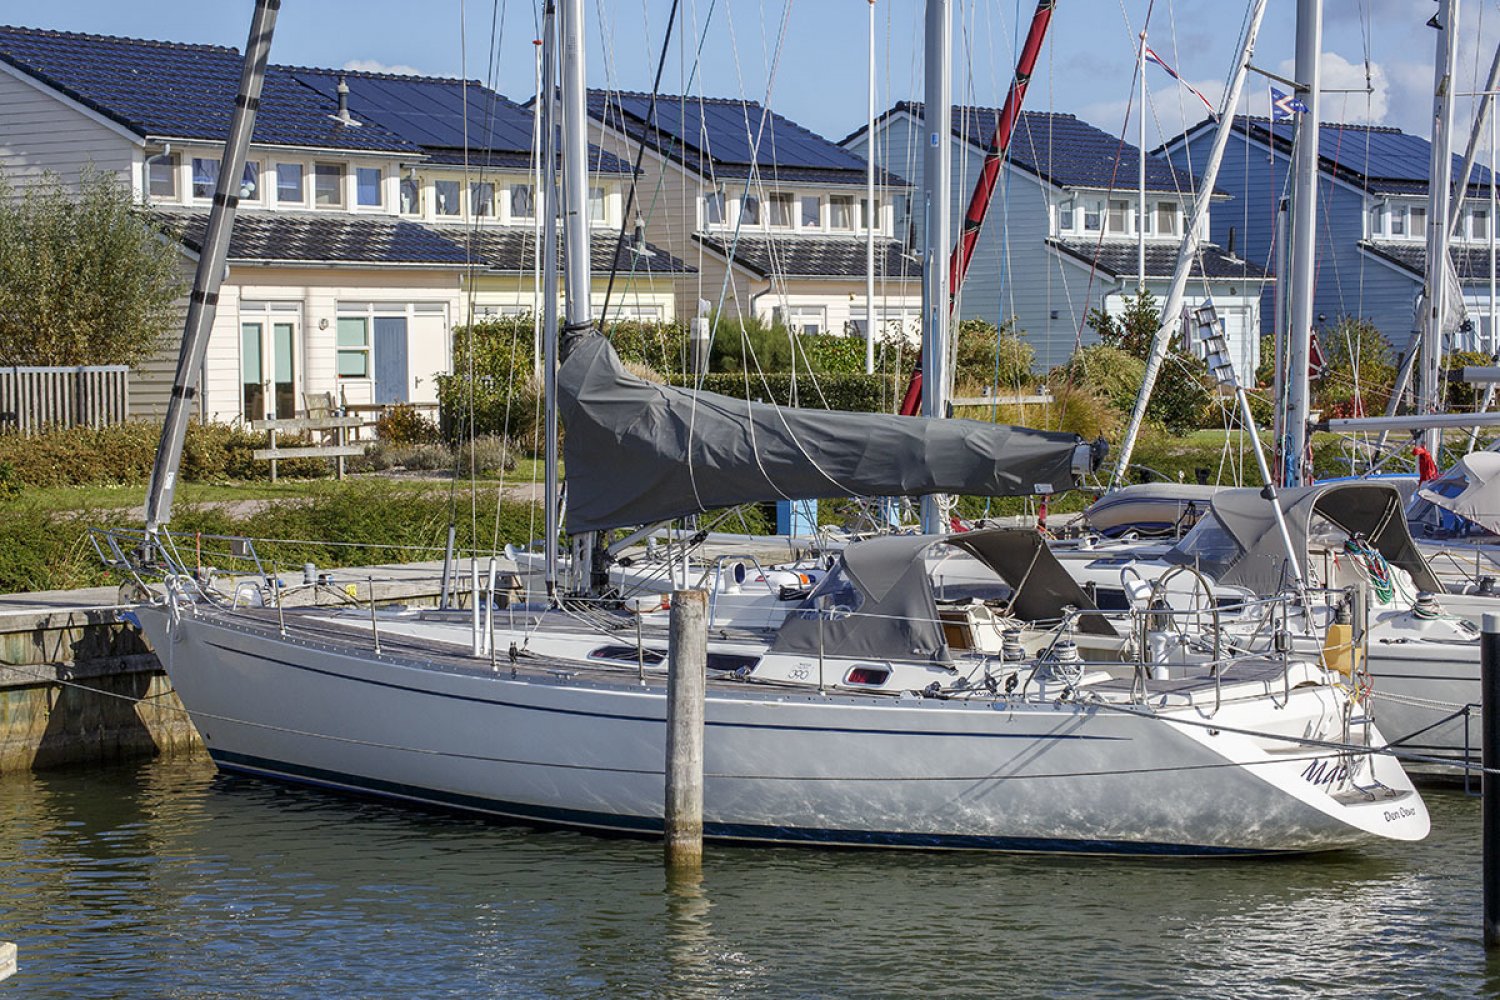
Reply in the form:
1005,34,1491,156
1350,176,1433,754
898,0,1057,415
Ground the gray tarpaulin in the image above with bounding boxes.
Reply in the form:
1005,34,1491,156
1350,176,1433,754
558,332,1093,533
1413,451,1500,535
1166,482,1441,594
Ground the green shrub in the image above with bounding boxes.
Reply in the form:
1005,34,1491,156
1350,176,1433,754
1314,316,1396,415
457,435,519,475
376,403,440,444
1445,349,1489,410
668,372,902,413
952,318,1034,388
1056,345,1146,412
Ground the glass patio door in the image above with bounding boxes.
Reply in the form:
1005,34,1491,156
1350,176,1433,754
241,319,298,421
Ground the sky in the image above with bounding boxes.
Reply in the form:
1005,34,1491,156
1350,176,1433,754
11,1,1500,155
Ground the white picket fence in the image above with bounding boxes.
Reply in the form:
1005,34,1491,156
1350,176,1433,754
0,365,130,435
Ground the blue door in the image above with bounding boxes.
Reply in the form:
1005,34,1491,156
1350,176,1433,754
373,317,409,404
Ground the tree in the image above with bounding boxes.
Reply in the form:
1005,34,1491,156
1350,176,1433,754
0,169,185,367
1084,287,1214,433
1086,287,1161,358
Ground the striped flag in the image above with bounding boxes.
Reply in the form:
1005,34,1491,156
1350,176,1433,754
1143,45,1217,117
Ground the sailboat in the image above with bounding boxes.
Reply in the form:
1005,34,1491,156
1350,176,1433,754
110,0,1431,853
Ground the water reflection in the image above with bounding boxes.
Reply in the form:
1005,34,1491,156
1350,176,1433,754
0,756,1490,998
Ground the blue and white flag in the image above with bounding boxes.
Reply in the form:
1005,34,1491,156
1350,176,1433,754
1271,87,1310,121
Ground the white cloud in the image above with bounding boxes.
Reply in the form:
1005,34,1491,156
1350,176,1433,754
1274,50,1390,125
342,59,426,77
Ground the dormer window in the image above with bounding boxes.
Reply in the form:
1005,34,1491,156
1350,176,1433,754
1083,201,1101,232
399,174,420,215
1411,206,1427,237
148,153,177,198
703,190,726,226
191,157,219,199
829,195,854,230
470,181,494,217
510,183,535,220
1390,205,1406,236
238,162,260,201
1474,207,1489,240
1156,202,1178,236
435,180,460,217
1107,199,1129,235
357,167,383,208
860,197,882,231
740,194,762,225
768,193,794,228
801,195,822,228
589,186,608,222
314,163,344,208
1057,199,1073,232
1368,203,1383,236
276,163,304,204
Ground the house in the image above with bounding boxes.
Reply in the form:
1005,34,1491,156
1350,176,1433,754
0,25,688,425
1157,116,1496,354
585,90,923,339
842,103,1270,376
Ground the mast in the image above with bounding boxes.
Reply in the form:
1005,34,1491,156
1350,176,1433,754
540,1,560,593
1109,0,1271,488
1271,198,1289,481
920,0,952,534
1137,29,1147,291
865,0,877,375
560,0,595,590
143,0,278,542
1282,0,1322,487
1418,0,1461,462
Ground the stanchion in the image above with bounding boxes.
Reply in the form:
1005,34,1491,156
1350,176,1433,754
665,589,707,868
1483,613,1500,948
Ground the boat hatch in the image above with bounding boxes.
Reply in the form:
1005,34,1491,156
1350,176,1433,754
844,665,891,686
586,645,761,673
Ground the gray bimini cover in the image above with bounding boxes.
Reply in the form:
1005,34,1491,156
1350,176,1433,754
946,528,1117,636
557,332,1092,533
1170,481,1441,594
771,534,948,665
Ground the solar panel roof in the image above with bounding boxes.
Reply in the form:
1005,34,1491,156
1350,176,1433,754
288,69,536,153
589,90,880,182
0,25,418,152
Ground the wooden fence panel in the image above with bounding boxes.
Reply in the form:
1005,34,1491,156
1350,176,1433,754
0,366,130,435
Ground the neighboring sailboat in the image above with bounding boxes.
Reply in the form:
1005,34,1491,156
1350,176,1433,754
110,0,1432,853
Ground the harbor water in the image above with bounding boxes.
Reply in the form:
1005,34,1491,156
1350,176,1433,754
2,754,1498,998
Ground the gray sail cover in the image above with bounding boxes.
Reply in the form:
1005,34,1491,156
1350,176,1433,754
1169,482,1442,594
558,332,1091,533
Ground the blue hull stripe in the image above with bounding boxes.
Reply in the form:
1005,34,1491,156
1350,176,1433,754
208,749,1265,857
203,639,1123,742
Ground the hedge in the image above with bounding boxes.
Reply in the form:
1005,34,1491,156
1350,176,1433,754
667,372,903,413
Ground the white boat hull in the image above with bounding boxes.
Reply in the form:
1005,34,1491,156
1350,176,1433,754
137,606,1428,855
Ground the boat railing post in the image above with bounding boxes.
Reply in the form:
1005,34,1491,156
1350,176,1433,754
439,523,456,610
665,588,707,869
817,603,827,695
1482,612,1500,947
272,562,286,636
368,575,381,654
485,557,497,657
636,611,646,684
471,558,482,657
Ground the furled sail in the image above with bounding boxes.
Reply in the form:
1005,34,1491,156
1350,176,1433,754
558,331,1100,533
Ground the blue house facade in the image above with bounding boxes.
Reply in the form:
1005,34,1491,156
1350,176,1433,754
842,103,1269,376
1157,116,1496,354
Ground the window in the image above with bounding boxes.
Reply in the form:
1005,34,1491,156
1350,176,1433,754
510,183,535,219
336,317,370,378
1107,199,1129,234
191,157,219,199
148,154,177,198
589,185,607,222
1410,206,1427,237
238,162,260,200
356,167,383,207
768,192,794,228
1056,199,1073,232
1083,201,1102,231
399,175,421,215
1368,203,1383,236
1390,205,1406,236
777,305,826,334
1475,208,1490,240
276,163,304,204
740,194,761,225
470,181,494,217
314,163,344,207
1157,202,1178,236
859,197,882,231
703,190,726,225
801,195,821,228
829,195,854,229
434,180,460,216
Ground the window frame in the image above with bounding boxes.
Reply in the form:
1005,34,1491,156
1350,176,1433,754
1083,201,1102,232
509,183,536,220
355,166,384,208
703,190,726,226
588,185,608,223
1156,201,1178,236
276,163,305,205
767,192,795,228
469,180,495,218
434,179,461,217
859,197,882,232
313,162,346,209
191,156,220,200
829,194,855,230
739,193,762,226
1107,199,1129,235
800,194,822,229
148,153,178,199
335,316,371,380
398,174,421,216
1474,206,1490,241
1056,198,1073,232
